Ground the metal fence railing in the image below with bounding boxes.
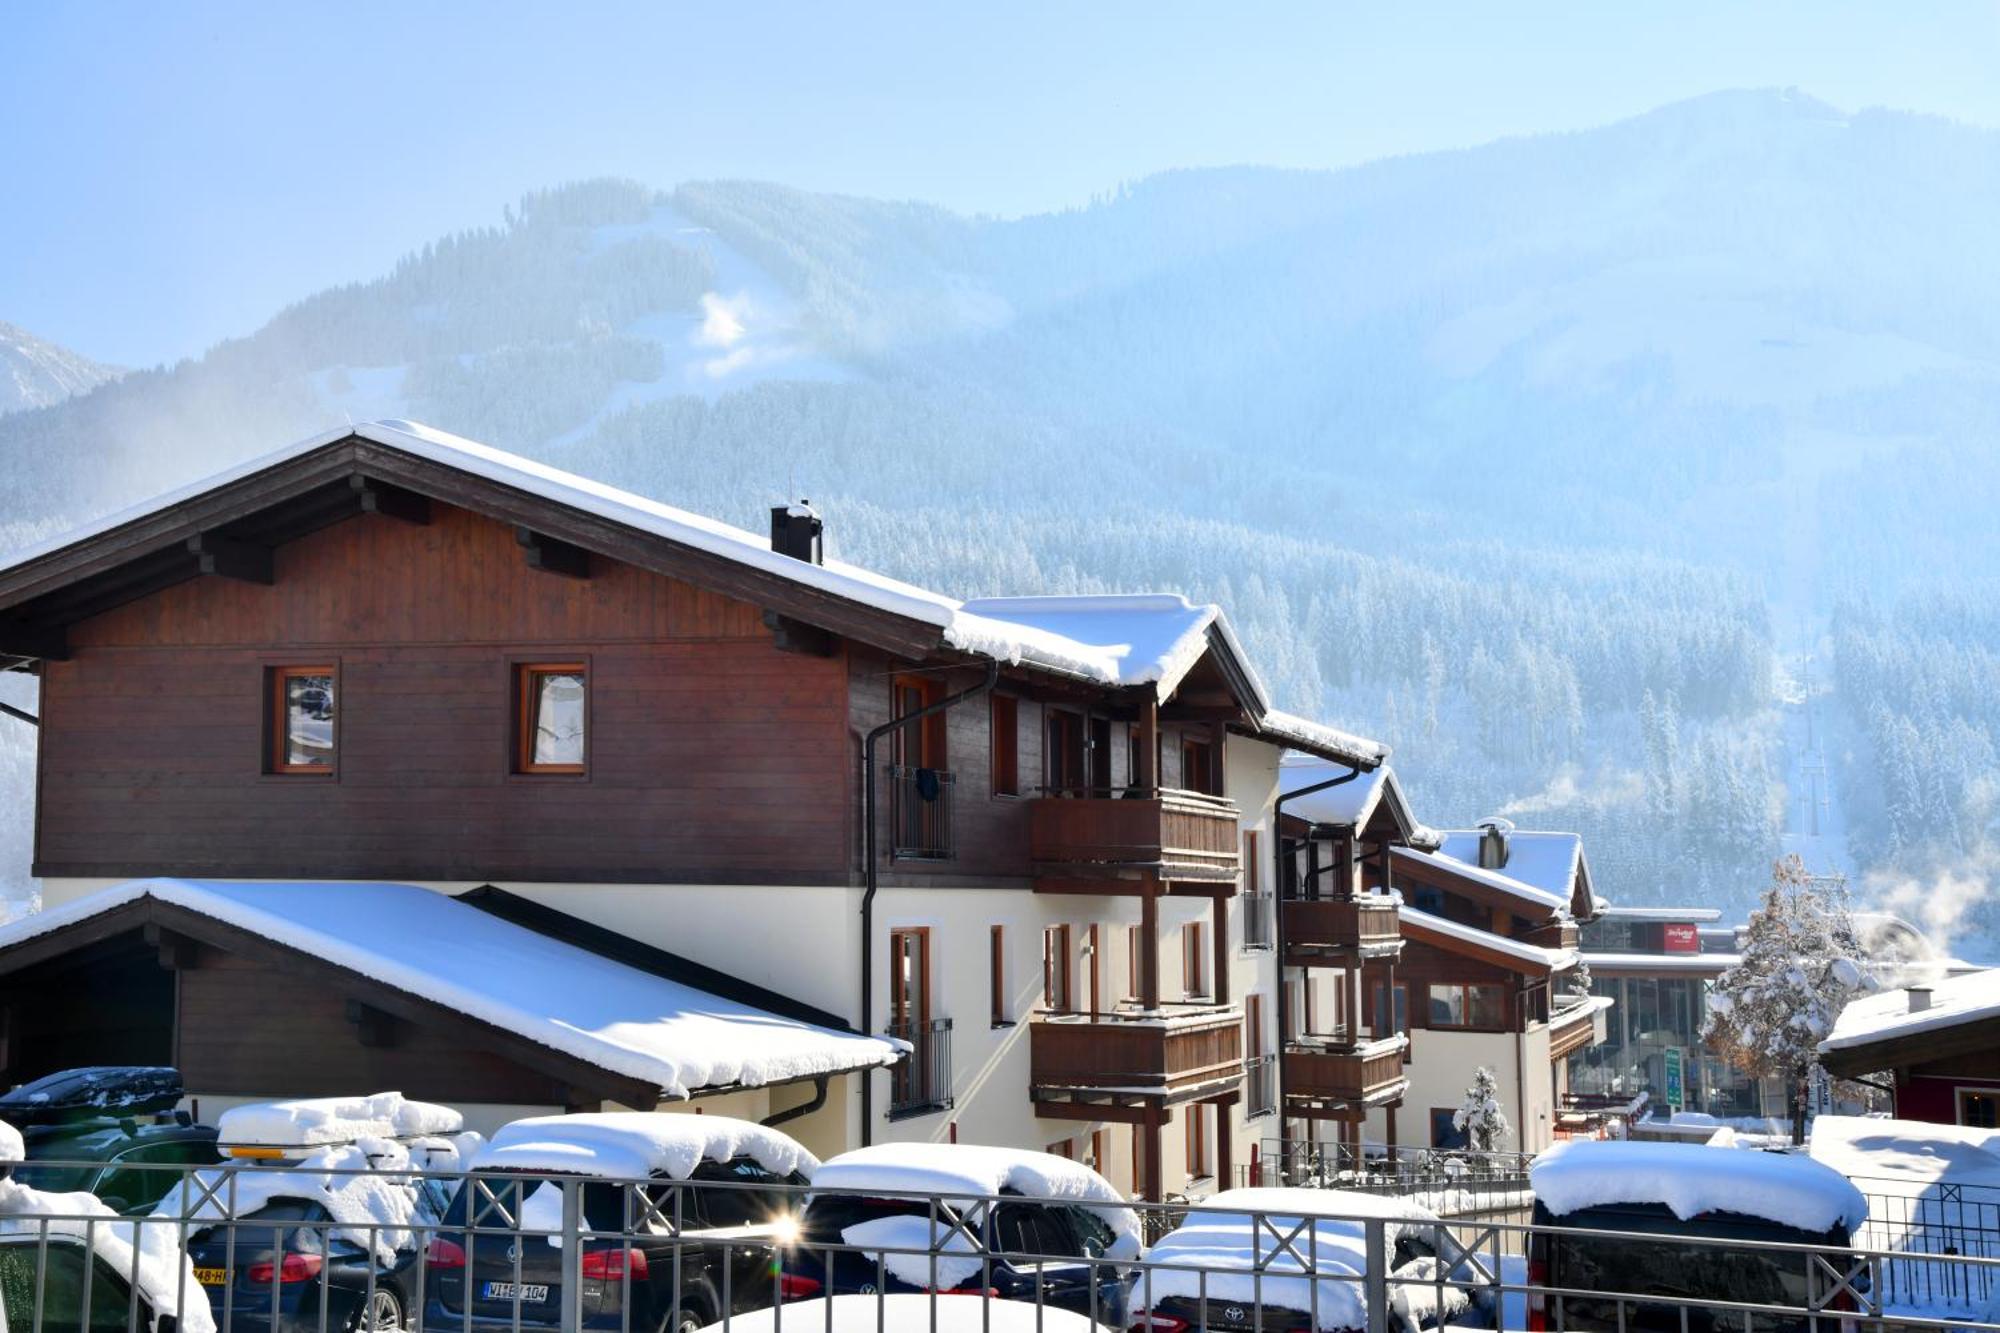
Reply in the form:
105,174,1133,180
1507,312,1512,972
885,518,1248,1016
7,1154,2000,1333
1852,1174,2000,1313
885,1016,953,1118
886,764,955,860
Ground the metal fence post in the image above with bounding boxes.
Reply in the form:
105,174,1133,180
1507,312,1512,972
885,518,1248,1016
1365,1214,1390,1333
561,1177,584,1333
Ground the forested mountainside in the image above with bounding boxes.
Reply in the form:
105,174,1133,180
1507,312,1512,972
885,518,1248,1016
0,321,118,416
3,90,1997,945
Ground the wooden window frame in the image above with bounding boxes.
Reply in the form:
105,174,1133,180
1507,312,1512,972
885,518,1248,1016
1185,1103,1210,1181
515,660,590,776
1181,921,1207,999
990,925,1011,1028
891,674,947,770
990,695,1020,799
1427,982,1508,1031
889,926,932,1030
1126,924,1144,1002
1043,923,1073,1013
268,664,339,776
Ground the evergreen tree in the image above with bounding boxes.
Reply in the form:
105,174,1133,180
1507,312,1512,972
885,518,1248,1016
1453,1067,1510,1153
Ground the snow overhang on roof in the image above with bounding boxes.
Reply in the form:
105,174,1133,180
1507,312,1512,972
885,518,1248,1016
1434,828,1596,919
1391,845,1568,917
0,879,903,1105
1397,905,1577,975
1278,759,1421,842
1600,905,1724,923
1821,967,2000,1059
0,420,1385,769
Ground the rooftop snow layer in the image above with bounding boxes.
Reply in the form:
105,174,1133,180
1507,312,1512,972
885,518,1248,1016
811,1143,1140,1249
1435,830,1584,901
1822,968,2000,1053
1394,846,1568,916
0,419,1387,766
1583,951,1740,973
1399,905,1577,972
472,1112,818,1182
1279,759,1422,837
1809,1114,2000,1190
1600,905,1724,923
1531,1140,1867,1233
0,880,902,1099
218,1092,462,1147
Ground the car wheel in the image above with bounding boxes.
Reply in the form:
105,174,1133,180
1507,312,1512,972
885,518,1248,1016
347,1285,406,1332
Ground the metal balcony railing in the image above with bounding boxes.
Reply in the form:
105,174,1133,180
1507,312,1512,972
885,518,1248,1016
1242,891,1275,951
886,765,955,861
1244,1051,1278,1119
886,1015,953,1117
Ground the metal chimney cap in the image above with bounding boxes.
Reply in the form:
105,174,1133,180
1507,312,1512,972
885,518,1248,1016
1908,986,1934,1012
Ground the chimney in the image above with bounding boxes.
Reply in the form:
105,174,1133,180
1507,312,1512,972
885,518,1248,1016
1477,818,1510,871
1908,986,1933,1013
770,501,823,565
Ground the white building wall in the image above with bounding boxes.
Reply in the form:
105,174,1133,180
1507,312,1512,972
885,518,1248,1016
1378,1022,1560,1154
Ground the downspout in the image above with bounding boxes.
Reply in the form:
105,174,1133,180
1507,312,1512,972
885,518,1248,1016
1271,764,1365,1173
859,658,999,1145
0,702,35,728
762,1076,829,1128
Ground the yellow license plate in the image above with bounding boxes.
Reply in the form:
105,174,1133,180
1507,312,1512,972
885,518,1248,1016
194,1268,227,1286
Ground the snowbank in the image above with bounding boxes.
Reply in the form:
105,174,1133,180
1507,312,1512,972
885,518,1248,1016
811,1144,1138,1251
473,1112,818,1182
152,1137,432,1264
0,879,903,1099
1531,1140,1867,1233
218,1091,462,1147
0,1177,216,1333
695,1294,1116,1332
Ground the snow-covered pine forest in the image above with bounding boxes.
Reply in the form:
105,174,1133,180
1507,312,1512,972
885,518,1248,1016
3,91,1999,949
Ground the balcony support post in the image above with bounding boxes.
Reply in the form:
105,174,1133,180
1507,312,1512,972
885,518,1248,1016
1140,884,1161,1010
1213,1093,1235,1186
1142,1104,1165,1203
1136,693,1158,790
1211,892,1230,1006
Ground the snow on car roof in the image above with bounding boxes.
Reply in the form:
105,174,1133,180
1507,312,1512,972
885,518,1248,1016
0,418,1386,766
1821,968,2000,1054
811,1143,1139,1247
1,1177,218,1333
154,1138,435,1265
471,1112,817,1182
696,1294,1114,1332
1531,1140,1867,1233
0,879,902,1100
218,1092,462,1148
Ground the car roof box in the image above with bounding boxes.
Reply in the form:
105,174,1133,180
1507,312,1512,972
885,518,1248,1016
0,1067,185,1128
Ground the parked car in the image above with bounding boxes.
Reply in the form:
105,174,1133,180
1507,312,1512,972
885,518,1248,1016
784,1143,1141,1326
165,1094,473,1333
1128,1187,1469,1333
3,1067,221,1215
420,1111,817,1333
1526,1140,1869,1333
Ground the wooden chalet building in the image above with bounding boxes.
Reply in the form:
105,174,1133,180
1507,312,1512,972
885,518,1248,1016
0,420,1396,1198
1822,972,2000,1128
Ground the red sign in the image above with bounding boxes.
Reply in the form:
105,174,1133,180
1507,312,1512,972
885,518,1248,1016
1662,923,1700,953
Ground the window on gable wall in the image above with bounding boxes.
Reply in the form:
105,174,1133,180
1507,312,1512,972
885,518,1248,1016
516,663,587,773
269,665,337,774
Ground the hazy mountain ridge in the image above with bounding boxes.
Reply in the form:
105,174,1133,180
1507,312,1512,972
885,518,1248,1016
0,321,119,416
1,89,1994,939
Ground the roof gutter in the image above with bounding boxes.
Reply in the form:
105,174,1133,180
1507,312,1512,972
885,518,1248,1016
0,702,33,728
858,658,999,1145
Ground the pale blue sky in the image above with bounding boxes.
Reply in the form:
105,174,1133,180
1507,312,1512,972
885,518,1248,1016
5,0,1997,368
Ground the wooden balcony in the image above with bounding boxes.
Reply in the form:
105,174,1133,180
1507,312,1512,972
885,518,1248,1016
1282,1035,1409,1119
1281,895,1402,965
1029,1004,1245,1115
1523,917,1581,950
1028,789,1241,893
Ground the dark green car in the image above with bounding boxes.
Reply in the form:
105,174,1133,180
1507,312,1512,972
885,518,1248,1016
2,1066,221,1215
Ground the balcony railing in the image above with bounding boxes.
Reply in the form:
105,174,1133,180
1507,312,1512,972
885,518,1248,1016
1242,891,1275,951
1029,1003,1244,1102
886,1016,953,1117
1283,1034,1410,1109
887,765,955,861
1027,787,1240,889
1244,1051,1278,1118
1281,894,1401,962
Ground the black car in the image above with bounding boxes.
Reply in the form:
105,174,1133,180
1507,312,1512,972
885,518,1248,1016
0,1231,200,1332
4,1067,221,1215
184,1196,419,1333
785,1189,1134,1325
421,1154,810,1333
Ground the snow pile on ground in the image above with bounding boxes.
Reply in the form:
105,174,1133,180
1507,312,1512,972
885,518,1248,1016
1531,1140,1867,1233
0,1117,21,1160
0,879,903,1099
1822,969,2000,1053
473,1112,818,1182
0,1176,216,1332
153,1137,432,1263
837,1213,984,1290
812,1144,1138,1252
696,1293,1116,1332
218,1092,462,1147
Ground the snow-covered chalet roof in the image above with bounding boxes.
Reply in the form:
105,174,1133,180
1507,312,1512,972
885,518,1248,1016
1581,951,1739,974
1600,905,1723,923
472,1111,817,1182
1279,759,1439,847
0,419,1385,768
1435,829,1592,910
1531,1140,1867,1234
1392,846,1568,917
1398,906,1577,974
0,879,902,1102
1821,968,2000,1055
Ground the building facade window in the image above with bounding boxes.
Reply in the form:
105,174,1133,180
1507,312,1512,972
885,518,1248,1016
1428,983,1505,1029
1184,1103,1210,1180
1043,924,1072,1012
269,665,337,774
1961,1089,2000,1129
1126,924,1145,1000
1181,922,1207,998
516,662,587,773
990,695,1020,797
990,926,1009,1026
1180,739,1219,795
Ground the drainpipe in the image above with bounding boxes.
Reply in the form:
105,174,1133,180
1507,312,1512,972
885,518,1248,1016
859,659,999,1145
0,702,35,728
1271,764,1365,1174
762,1076,829,1128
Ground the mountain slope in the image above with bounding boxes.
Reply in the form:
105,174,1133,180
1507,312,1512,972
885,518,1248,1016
0,321,118,415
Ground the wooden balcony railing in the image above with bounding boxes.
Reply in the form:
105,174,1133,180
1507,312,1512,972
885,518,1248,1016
1282,1035,1409,1110
1029,1004,1245,1103
1281,895,1402,963
1028,788,1240,890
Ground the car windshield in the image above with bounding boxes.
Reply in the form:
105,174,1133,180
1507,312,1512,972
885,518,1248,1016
688,1157,802,1229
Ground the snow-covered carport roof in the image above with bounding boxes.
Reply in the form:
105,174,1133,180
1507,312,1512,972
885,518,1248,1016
0,419,1384,768
0,879,902,1110
1819,970,2000,1080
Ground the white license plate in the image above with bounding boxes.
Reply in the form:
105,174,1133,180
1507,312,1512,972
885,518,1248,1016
482,1281,551,1303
